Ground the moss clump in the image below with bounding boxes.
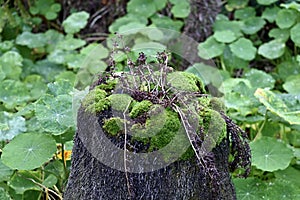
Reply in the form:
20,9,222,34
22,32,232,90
98,78,118,90
107,94,134,111
199,108,226,146
209,97,226,112
103,117,124,136
129,100,153,118
167,72,206,93
82,86,110,113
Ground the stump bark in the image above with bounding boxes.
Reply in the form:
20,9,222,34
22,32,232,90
64,107,237,200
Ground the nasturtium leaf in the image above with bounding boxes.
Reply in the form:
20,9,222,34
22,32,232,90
47,79,73,96
198,37,225,59
0,160,13,182
258,40,285,59
0,40,14,51
269,28,290,42
80,43,109,59
118,22,146,35
0,112,26,141
16,32,47,48
277,60,300,81
281,1,300,12
255,88,300,125
153,0,167,10
50,3,61,12
0,66,5,81
287,130,300,147
225,0,249,11
8,171,41,194
132,42,166,61
0,80,30,109
262,6,280,22
242,17,266,35
233,177,266,200
109,15,148,33
244,69,275,89
0,51,23,80
44,160,65,179
127,0,156,18
24,75,47,100
222,46,248,69
250,137,293,171
171,1,190,18
0,187,11,200
213,30,237,43
1,133,57,170
151,14,183,31
234,7,256,20
283,75,300,94
291,23,300,46
62,11,89,34
42,174,57,187
220,78,251,93
229,38,256,61
35,94,74,134
276,9,297,29
57,35,86,50
140,27,164,41
257,0,278,5
275,166,300,187
44,29,64,53
213,20,243,37
264,179,300,199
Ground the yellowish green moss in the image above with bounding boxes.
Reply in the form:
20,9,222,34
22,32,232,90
82,86,110,113
107,94,134,111
129,100,153,118
98,78,118,90
103,117,124,136
167,72,206,93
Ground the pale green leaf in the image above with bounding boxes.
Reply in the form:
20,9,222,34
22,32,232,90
62,11,90,34
0,112,26,141
1,133,57,170
250,137,293,171
269,28,290,42
198,37,225,59
257,0,278,5
291,23,300,46
283,75,300,94
242,17,266,35
258,40,285,59
262,6,280,22
171,1,190,18
234,7,256,20
127,0,157,18
213,30,237,43
244,69,275,89
276,9,297,29
0,160,13,182
229,38,256,61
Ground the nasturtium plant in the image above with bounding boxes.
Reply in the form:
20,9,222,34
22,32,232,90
198,37,225,59
1,133,57,170
275,9,297,29
0,160,13,182
229,38,256,61
62,11,90,34
0,112,26,140
250,137,294,172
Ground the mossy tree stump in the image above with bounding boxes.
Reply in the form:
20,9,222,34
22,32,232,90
64,52,251,200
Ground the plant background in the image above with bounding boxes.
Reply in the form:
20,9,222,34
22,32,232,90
0,0,300,199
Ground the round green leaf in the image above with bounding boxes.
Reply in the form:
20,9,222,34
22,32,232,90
1,133,57,170
262,6,280,23
283,75,300,94
291,23,300,46
24,75,47,100
198,37,225,59
0,80,30,109
213,30,237,43
276,9,297,29
45,12,57,20
57,35,86,50
258,40,285,59
0,112,26,141
233,178,266,200
0,160,13,182
222,46,249,69
171,2,190,18
242,17,266,35
277,60,300,81
229,38,256,61
250,137,294,172
50,3,61,12
35,94,74,134
62,11,90,34
109,15,147,33
225,0,249,11
269,28,290,42
8,171,40,194
0,51,23,79
127,0,157,18
234,7,256,20
244,69,275,89
213,20,243,38
257,0,278,5
16,32,46,48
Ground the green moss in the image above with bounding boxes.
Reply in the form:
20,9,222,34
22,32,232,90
103,117,124,136
199,108,226,146
98,78,118,90
129,100,153,118
209,97,226,112
82,86,110,113
107,94,134,111
167,71,206,93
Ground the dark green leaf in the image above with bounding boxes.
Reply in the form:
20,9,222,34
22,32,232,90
233,177,266,200
198,37,225,59
269,28,290,42
234,7,256,20
262,6,280,22
8,171,40,194
244,69,275,89
257,0,278,5
222,46,249,69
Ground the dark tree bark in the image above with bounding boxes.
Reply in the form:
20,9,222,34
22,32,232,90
64,107,237,200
